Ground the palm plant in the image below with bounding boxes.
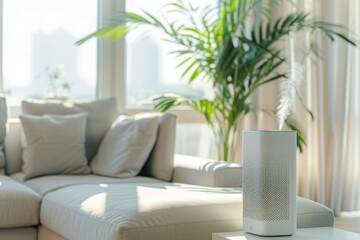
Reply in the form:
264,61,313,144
77,0,356,162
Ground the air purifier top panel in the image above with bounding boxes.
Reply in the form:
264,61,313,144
242,131,296,154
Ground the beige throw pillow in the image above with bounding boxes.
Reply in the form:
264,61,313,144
21,98,118,162
20,113,90,180
91,114,158,178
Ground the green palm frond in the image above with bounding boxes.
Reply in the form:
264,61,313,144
153,94,191,112
285,115,307,153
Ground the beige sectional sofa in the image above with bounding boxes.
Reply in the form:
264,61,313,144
0,98,334,240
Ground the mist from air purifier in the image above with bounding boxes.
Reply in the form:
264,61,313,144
276,31,305,131
276,62,304,130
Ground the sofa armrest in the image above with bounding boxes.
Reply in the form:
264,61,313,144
172,154,242,187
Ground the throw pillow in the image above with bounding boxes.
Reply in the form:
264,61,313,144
0,95,7,174
20,113,90,180
21,97,118,162
142,113,177,181
91,114,158,178
72,99,119,160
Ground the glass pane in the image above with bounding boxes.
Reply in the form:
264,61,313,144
125,0,217,107
175,124,217,159
2,0,98,104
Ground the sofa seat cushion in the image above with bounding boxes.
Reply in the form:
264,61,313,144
0,176,41,228
40,183,243,240
11,173,163,196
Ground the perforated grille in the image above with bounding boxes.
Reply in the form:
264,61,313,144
243,153,290,221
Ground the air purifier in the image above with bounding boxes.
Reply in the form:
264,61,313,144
242,130,297,236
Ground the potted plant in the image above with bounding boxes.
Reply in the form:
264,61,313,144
77,0,356,162
40,64,70,101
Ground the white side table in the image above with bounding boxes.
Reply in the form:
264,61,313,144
213,227,360,240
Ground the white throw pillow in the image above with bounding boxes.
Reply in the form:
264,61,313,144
20,113,90,180
91,114,158,178
21,98,118,162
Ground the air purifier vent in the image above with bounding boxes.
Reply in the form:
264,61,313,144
243,131,296,236
243,152,290,221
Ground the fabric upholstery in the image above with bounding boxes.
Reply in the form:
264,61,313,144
5,119,23,175
0,175,41,228
20,113,90,180
142,113,176,181
172,154,242,187
40,183,243,240
21,99,80,115
38,226,66,240
91,114,158,178
297,196,334,228
0,227,37,240
40,182,334,240
11,173,163,196
0,95,6,175
21,98,118,162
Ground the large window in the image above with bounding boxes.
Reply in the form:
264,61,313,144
0,0,217,159
125,0,216,107
2,0,98,104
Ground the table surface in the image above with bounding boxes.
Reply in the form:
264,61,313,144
212,227,360,240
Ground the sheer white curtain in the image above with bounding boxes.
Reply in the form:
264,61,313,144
240,0,360,214
295,0,360,214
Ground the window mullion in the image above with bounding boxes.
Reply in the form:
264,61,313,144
97,0,126,111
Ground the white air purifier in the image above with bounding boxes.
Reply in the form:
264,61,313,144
242,130,297,236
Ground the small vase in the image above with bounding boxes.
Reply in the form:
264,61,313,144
242,130,297,236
